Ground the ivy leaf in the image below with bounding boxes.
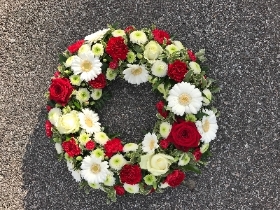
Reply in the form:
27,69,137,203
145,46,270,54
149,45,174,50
182,164,201,174
184,70,193,82
59,54,67,64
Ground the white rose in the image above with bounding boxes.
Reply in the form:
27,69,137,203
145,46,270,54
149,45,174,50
189,61,201,74
140,153,174,176
144,41,163,63
173,41,185,50
48,107,62,126
56,111,80,134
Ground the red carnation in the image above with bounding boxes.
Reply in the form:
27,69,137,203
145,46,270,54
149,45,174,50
156,101,169,118
62,138,81,157
88,73,106,89
45,120,52,137
159,139,169,149
187,49,197,61
165,170,185,187
109,59,119,69
114,185,125,196
67,39,84,54
152,29,171,45
120,164,142,185
48,78,73,106
53,71,60,78
193,148,202,161
85,140,95,150
104,138,123,158
125,26,135,34
167,60,188,82
106,37,128,60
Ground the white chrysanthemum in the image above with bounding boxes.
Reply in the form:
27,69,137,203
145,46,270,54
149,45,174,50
129,30,148,45
142,132,159,153
91,43,104,57
151,60,168,77
76,88,90,103
189,61,201,74
178,153,190,166
55,143,63,154
78,131,90,145
124,183,139,193
159,122,172,138
91,148,105,160
123,64,149,85
94,132,109,145
78,44,91,57
103,171,116,186
91,89,102,100
112,29,125,37
109,154,127,170
165,44,179,54
81,155,110,183
48,107,62,126
71,51,102,82
195,109,218,143
65,56,74,67
78,108,101,134
167,82,203,116
173,41,185,50
85,28,110,44
69,74,82,86
106,68,117,81
123,143,138,153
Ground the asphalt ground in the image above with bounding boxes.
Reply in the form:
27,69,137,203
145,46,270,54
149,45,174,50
0,0,279,209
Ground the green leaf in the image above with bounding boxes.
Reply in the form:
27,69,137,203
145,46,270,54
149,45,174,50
201,76,207,88
183,164,201,174
184,70,193,82
59,54,67,64
210,86,221,93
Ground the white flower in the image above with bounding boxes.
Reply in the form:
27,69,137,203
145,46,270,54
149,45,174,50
94,132,109,145
76,88,90,103
65,56,74,67
91,43,104,57
123,143,138,153
78,131,90,145
89,182,101,189
78,44,91,57
159,182,170,188
103,171,116,186
78,108,101,134
91,148,105,160
129,30,147,44
144,41,163,63
151,60,168,77
91,89,102,100
173,41,185,50
106,68,117,81
56,111,80,134
81,155,110,183
159,122,172,138
202,89,212,106
71,51,102,82
140,153,174,176
165,44,179,54
167,82,203,116
123,64,149,85
189,61,201,74
142,132,159,153
71,170,82,182
85,28,110,44
124,183,139,193
67,161,74,171
55,143,63,154
178,153,190,166
109,154,127,170
195,109,218,143
69,74,81,86
112,29,125,37
200,143,210,153
48,107,62,126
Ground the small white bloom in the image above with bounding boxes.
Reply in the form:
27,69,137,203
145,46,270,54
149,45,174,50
69,74,82,86
151,60,168,77
112,29,125,37
103,171,116,186
76,88,90,103
173,41,185,50
165,44,179,54
159,122,172,138
91,43,104,57
159,182,170,188
67,161,74,171
89,182,101,189
91,148,105,160
78,44,91,57
106,68,117,81
123,64,149,85
85,28,110,44
65,56,74,67
142,132,159,153
91,89,102,100
78,108,101,134
202,89,212,106
94,132,109,145
123,143,139,153
55,143,63,154
144,41,163,63
109,154,127,170
78,131,90,145
124,183,139,193
189,61,201,74
56,111,80,134
129,30,147,45
71,170,82,182
178,153,190,166
200,143,210,153
48,108,62,126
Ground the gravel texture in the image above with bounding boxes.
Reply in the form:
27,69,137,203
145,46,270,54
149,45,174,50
0,0,279,209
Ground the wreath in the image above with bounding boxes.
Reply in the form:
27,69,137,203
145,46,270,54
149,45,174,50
45,24,220,201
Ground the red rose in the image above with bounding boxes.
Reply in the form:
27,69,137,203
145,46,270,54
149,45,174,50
48,78,73,106
114,185,125,196
67,39,84,54
120,164,142,184
85,140,95,150
88,73,106,89
156,101,169,118
193,148,202,161
45,120,52,137
104,138,123,158
109,59,119,69
106,37,128,60
167,60,188,82
167,120,201,152
187,49,197,62
62,138,81,157
159,139,169,149
125,26,135,34
152,29,171,45
164,170,185,187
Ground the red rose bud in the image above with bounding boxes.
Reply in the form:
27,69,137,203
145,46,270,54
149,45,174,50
160,139,169,149
88,73,106,89
85,140,95,150
48,78,73,106
114,185,125,196
156,101,169,118
45,120,52,137
53,71,60,78
106,37,128,60
165,170,185,187
120,164,142,185
62,138,81,157
193,148,202,161
187,49,197,62
67,39,85,54
152,29,171,45
46,105,52,112
167,60,188,82
125,26,135,34
109,60,119,69
104,138,123,158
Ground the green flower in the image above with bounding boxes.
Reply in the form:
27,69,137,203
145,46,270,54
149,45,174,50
91,43,104,57
178,153,190,166
127,51,136,63
76,88,90,103
62,106,72,114
78,132,90,145
106,68,117,81
89,183,101,189
91,89,102,100
159,122,171,138
144,174,156,186
69,75,81,86
166,44,179,55
91,148,105,160
185,114,197,122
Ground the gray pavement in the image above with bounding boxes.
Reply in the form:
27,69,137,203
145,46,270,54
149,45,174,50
0,0,279,209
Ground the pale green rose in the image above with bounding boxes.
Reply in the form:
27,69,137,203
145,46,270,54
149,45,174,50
200,143,210,153
65,56,74,67
189,61,201,74
91,89,102,100
159,122,172,138
112,29,125,37
144,41,163,63
178,153,190,166
173,41,185,50
140,153,174,176
56,111,80,134
91,43,104,57
165,44,179,55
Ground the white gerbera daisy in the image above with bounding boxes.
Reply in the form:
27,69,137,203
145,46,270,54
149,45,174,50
130,30,148,45
123,143,138,153
124,183,139,193
109,154,127,170
76,88,90,103
78,108,101,134
159,122,171,138
151,60,168,77
48,107,62,126
195,109,218,143
71,51,102,82
167,82,203,116
123,64,149,85
85,28,110,44
81,155,110,183
142,132,159,153
94,132,109,145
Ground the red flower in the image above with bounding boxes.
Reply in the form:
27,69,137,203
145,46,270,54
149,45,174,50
104,138,123,158
114,185,125,196
193,148,202,161
167,120,201,152
125,26,135,34
167,60,188,82
85,140,95,150
152,29,171,45
46,105,52,112
187,49,197,61
88,73,106,89
109,59,119,69
62,138,81,157
106,37,128,60
159,139,169,149
45,120,52,137
53,71,60,78
120,164,142,185
164,170,185,187
156,101,169,118
48,78,73,106
67,40,84,54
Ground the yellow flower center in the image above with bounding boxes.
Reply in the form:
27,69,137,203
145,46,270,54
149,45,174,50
178,93,192,106
149,140,155,150
202,119,210,132
90,163,101,174
81,60,92,72
85,118,93,127
131,67,142,76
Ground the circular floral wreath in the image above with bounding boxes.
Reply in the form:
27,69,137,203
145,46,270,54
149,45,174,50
45,24,220,201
